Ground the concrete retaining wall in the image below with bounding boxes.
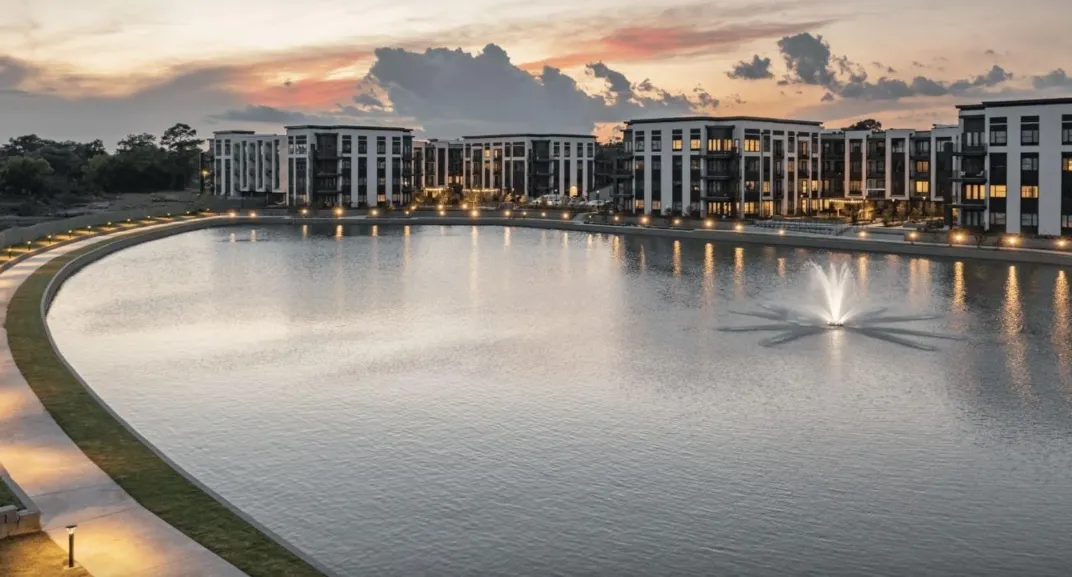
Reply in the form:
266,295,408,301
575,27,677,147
0,471,41,540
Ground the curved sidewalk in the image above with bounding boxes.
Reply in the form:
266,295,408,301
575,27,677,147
0,224,247,577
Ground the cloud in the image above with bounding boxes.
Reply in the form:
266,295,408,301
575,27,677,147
359,44,713,137
520,20,834,71
726,55,774,79
777,33,840,87
1033,68,1072,89
821,92,835,102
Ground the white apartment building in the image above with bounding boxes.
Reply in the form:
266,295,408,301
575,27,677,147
955,97,1072,236
622,116,964,221
415,138,464,193
622,116,824,217
460,134,598,199
211,131,285,200
284,125,415,208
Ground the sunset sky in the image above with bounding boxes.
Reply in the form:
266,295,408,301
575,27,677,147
2,0,1071,146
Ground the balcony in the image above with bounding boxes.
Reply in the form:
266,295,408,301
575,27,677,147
705,147,739,159
953,171,987,183
910,148,930,160
866,188,886,199
954,144,986,156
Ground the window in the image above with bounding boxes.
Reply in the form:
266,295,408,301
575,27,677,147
964,184,985,200
1021,126,1039,145
744,137,760,152
391,137,401,155
1063,157,1072,172
990,184,1006,198
914,160,930,173
376,138,385,155
342,135,352,153
672,135,683,151
1022,213,1038,226
587,143,594,157
1063,124,1072,145
915,180,930,194
651,137,662,152
1063,215,1072,228
850,141,862,153
358,137,367,154
564,144,570,157
762,181,771,193
576,142,583,157
1021,156,1038,171
690,130,701,150
989,128,1007,145
1021,185,1039,198
553,142,560,157
991,212,1006,226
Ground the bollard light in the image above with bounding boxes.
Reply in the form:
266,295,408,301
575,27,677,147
705,219,713,228
778,229,786,235
504,210,512,217
1059,239,1068,249
249,211,257,217
439,210,446,216
563,213,570,219
541,212,547,217
734,223,744,231
334,208,343,217
613,216,620,222
673,218,681,226
858,231,867,238
1004,236,1018,246
66,525,77,568
300,208,308,216
640,216,649,225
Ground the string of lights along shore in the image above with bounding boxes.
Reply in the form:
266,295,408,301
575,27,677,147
208,97,1072,237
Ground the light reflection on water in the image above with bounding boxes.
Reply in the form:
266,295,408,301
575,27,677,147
46,225,1072,577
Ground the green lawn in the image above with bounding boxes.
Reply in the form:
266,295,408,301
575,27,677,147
0,533,90,577
5,236,324,577
0,475,23,509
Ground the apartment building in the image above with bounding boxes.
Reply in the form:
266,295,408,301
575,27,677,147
284,125,415,208
210,131,285,201
622,117,825,217
818,126,957,222
955,97,1072,236
460,134,598,199
414,139,464,196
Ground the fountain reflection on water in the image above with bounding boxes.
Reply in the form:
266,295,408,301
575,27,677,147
721,261,961,350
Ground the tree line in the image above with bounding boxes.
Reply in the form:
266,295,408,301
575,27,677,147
0,123,203,215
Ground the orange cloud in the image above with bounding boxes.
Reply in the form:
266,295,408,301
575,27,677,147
520,21,834,71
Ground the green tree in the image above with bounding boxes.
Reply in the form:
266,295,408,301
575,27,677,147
845,118,882,131
160,123,201,190
0,156,55,197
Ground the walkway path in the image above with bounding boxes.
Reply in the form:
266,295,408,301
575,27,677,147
0,222,246,577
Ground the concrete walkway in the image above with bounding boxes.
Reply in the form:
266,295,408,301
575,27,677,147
0,223,246,577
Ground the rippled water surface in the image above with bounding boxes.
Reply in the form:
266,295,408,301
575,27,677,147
47,224,1072,576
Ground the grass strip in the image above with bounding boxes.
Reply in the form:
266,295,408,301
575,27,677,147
5,234,323,577
0,533,91,577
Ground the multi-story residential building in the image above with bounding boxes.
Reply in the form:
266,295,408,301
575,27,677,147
594,141,632,205
414,139,464,197
210,131,285,201
819,126,957,223
284,125,414,208
955,97,1072,236
622,117,825,217
460,134,598,200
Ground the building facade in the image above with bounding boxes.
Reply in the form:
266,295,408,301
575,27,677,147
622,117,825,217
622,117,962,220
460,134,598,199
284,125,414,208
210,131,285,201
414,139,464,197
955,98,1072,236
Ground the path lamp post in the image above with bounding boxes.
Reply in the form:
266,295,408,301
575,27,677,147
66,525,77,568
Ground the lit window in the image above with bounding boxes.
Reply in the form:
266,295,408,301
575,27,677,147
915,180,930,194
990,185,1006,198
964,184,984,200
672,137,683,151
1064,157,1072,171
1021,185,1039,198
744,138,760,152
690,137,701,150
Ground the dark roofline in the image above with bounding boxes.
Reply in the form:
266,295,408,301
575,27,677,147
625,115,823,127
213,130,255,135
957,97,1072,110
284,125,413,132
462,133,596,140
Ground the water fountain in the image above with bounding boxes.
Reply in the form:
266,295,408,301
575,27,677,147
720,261,960,350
